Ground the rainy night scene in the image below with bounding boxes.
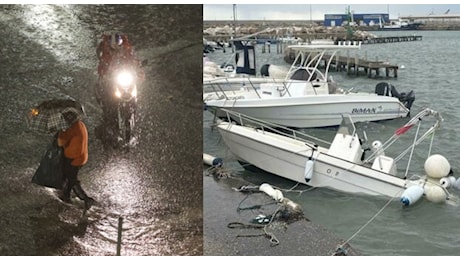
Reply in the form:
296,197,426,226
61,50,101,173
0,4,203,255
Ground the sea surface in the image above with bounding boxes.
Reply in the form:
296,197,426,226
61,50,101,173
203,30,460,256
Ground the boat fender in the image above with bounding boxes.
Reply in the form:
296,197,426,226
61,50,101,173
424,154,450,179
203,153,223,167
424,184,448,203
304,158,314,182
259,183,284,202
440,176,456,189
400,185,424,206
372,140,384,156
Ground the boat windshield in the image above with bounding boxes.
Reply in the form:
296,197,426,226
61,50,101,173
290,68,318,81
336,114,356,136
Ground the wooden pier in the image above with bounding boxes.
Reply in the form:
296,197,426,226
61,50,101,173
207,34,420,78
284,50,399,78
205,34,422,45
347,35,422,44
330,55,399,78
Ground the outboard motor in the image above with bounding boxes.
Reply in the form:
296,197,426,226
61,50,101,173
375,82,415,110
260,64,270,77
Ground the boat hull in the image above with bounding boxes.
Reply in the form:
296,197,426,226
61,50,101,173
207,94,409,128
216,120,413,198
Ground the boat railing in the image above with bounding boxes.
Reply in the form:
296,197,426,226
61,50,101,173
285,42,361,83
204,77,293,100
219,108,331,148
363,108,443,174
204,79,230,100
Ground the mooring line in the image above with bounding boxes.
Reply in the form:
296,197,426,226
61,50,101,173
332,195,397,256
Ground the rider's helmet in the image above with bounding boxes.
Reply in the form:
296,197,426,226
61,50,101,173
110,33,123,49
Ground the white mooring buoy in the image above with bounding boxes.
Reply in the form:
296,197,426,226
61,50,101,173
203,153,223,167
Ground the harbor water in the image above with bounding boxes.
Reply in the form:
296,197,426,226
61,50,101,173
203,30,460,256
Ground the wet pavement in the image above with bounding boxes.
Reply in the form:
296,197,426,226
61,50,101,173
0,4,202,255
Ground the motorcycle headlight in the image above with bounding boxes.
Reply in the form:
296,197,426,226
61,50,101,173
116,71,134,88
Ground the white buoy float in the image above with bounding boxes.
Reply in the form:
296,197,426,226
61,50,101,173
400,185,424,206
440,176,456,189
424,183,448,203
424,154,450,178
259,183,284,202
203,153,223,167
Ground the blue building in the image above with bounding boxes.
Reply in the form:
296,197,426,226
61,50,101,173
324,13,389,27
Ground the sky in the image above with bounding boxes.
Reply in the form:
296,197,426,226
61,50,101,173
203,3,460,21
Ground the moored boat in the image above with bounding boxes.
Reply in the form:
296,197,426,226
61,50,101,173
204,42,415,128
214,108,457,206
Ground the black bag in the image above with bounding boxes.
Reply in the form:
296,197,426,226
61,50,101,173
31,137,64,189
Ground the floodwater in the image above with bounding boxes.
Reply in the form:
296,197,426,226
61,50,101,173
0,4,203,256
203,30,460,256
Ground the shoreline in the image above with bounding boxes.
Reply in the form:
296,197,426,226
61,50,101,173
203,169,361,256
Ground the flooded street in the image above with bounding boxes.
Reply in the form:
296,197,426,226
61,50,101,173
0,4,202,255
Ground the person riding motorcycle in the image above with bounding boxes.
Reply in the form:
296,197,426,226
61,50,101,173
95,33,144,143
95,33,144,106
96,33,144,81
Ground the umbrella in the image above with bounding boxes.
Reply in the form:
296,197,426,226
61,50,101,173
27,98,86,134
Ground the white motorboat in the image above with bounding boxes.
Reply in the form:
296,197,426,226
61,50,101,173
204,42,415,128
215,108,458,206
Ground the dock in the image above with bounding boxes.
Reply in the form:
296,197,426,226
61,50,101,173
356,35,422,44
205,34,422,46
326,53,399,78
284,49,399,78
207,34,421,78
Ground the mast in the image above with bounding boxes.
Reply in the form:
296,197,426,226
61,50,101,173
232,4,237,53
233,4,236,39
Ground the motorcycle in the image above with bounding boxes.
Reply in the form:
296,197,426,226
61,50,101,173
97,63,139,144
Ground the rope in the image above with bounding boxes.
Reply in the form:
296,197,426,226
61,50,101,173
232,185,260,193
204,165,232,179
228,222,265,229
333,193,398,256
228,194,285,247
236,193,277,212
227,206,281,246
263,205,283,246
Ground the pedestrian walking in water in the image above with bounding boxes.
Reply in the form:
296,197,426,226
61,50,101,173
57,108,96,210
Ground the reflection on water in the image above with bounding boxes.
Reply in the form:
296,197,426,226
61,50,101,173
96,156,146,212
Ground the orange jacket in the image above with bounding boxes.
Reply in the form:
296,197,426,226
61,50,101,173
58,120,88,166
